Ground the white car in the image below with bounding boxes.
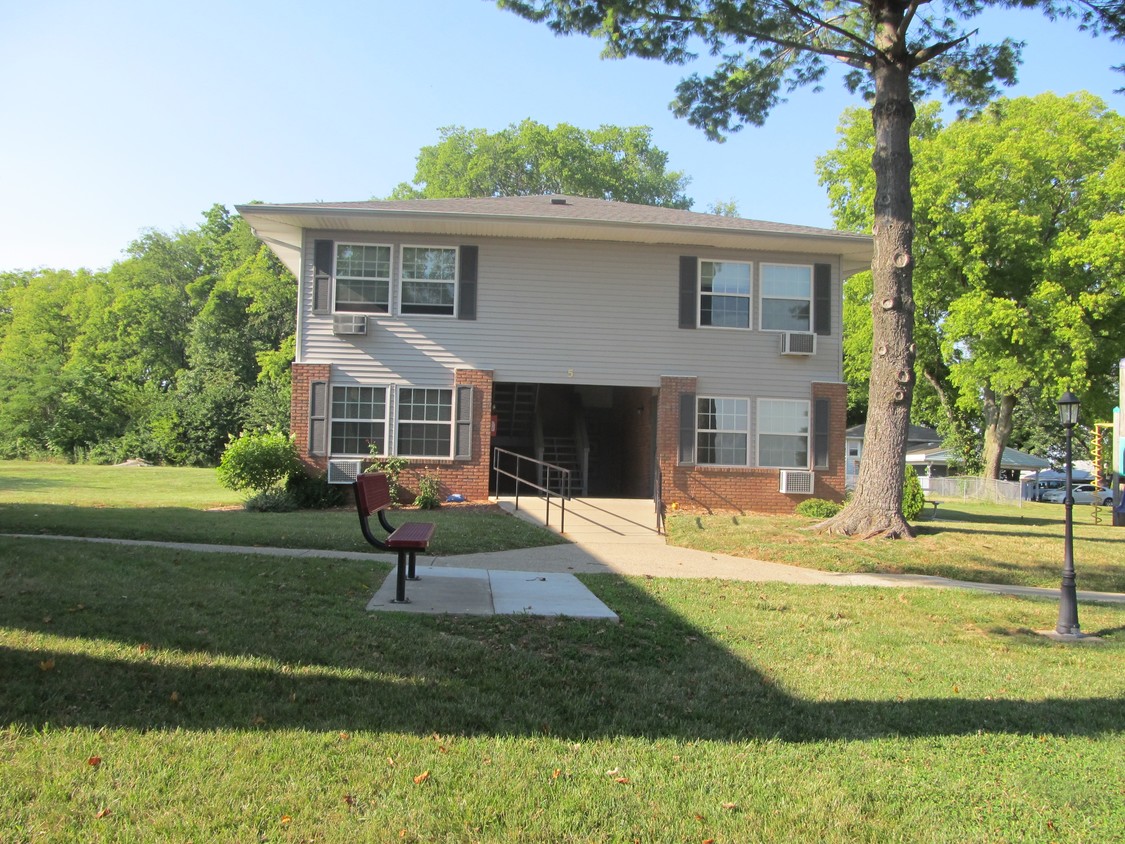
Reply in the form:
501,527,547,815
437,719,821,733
1041,484,1113,505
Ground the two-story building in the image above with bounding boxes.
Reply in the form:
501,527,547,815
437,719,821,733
238,195,871,514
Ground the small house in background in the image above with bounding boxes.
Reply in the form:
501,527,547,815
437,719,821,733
239,195,871,514
845,423,941,489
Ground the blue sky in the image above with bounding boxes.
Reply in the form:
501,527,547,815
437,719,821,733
1,0,1121,271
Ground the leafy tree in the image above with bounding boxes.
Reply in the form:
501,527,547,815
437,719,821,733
498,0,1124,537
390,119,692,207
820,92,1125,478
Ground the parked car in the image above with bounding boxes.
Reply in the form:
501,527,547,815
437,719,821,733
1029,480,1066,501
1041,484,1113,505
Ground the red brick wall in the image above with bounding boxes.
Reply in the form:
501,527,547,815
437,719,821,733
291,362,330,473
656,376,847,515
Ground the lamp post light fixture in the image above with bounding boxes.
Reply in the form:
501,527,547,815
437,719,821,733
1056,390,1081,637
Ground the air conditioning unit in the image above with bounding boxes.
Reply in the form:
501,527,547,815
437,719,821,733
779,469,815,495
780,331,816,355
327,459,363,485
333,314,367,336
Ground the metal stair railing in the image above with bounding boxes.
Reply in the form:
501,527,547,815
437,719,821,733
492,447,573,533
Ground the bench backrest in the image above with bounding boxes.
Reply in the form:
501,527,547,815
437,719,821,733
354,473,392,516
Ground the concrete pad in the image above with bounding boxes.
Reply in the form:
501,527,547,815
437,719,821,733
488,570,619,620
364,565,618,620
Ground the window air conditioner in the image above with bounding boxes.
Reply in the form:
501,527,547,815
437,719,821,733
327,459,363,485
780,331,816,355
779,469,815,495
332,314,368,336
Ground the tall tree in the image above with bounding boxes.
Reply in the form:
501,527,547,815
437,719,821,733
390,119,693,207
498,0,1124,537
820,92,1125,478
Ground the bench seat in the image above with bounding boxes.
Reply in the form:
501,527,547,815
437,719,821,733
354,473,435,603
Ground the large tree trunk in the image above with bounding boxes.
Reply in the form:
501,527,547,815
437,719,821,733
981,388,1016,479
816,9,917,539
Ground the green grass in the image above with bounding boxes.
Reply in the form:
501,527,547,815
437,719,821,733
2,537,1124,842
0,460,565,556
668,500,1125,593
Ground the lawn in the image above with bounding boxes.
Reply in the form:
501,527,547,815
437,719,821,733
0,460,565,556
667,500,1125,593
2,536,1123,842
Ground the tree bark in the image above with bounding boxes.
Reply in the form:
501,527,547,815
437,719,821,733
981,388,1016,479
816,5,917,539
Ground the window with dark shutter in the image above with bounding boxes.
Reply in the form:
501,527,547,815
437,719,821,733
814,263,832,336
458,245,478,320
313,240,333,314
309,381,328,456
455,385,474,459
814,397,830,469
679,392,696,463
679,256,698,329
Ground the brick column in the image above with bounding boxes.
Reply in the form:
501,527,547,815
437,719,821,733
291,362,330,471
657,375,698,507
812,381,848,502
452,368,494,500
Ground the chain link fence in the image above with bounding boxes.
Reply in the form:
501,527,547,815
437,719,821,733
926,476,1024,506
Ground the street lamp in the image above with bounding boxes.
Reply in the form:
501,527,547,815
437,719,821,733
1056,390,1081,637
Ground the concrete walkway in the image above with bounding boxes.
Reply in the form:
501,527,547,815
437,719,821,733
8,495,1125,620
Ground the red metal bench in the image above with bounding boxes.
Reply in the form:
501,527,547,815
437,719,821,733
354,473,436,604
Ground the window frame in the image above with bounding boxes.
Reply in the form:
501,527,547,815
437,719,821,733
399,245,458,317
396,386,454,458
698,259,753,330
758,262,814,333
333,242,392,314
757,398,811,469
329,384,388,457
695,396,751,467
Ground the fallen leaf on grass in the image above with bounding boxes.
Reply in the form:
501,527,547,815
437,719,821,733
551,769,562,780
615,777,630,785
280,815,292,825
95,809,111,819
343,794,356,806
138,643,151,653
169,691,181,703
87,756,102,768
721,802,737,811
39,659,55,672
413,771,430,784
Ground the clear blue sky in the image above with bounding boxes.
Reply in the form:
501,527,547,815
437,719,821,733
1,0,1121,271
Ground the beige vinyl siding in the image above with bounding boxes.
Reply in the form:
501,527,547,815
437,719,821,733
298,230,843,399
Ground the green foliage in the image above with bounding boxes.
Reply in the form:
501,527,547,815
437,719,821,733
216,430,299,495
365,445,408,505
285,470,348,510
794,498,843,519
391,120,692,208
414,473,442,510
243,488,299,513
902,468,926,521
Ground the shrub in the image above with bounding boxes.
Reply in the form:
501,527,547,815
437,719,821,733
217,430,299,495
414,473,442,510
285,470,348,509
243,489,299,513
365,445,408,505
903,467,926,520
795,497,843,519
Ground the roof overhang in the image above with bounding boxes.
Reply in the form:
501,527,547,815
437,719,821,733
236,202,874,279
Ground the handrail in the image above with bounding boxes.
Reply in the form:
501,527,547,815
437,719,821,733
492,447,572,533
654,465,666,535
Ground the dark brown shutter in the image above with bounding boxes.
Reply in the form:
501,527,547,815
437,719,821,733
454,385,474,459
679,256,698,329
813,396,830,469
679,392,696,463
313,240,333,314
309,381,328,456
458,245,478,320
814,263,831,336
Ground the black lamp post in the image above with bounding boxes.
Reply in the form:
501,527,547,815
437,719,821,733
1056,390,1081,637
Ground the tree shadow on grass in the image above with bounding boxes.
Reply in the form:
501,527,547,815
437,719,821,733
1,537,1122,742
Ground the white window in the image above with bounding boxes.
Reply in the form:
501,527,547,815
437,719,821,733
330,386,387,456
760,264,812,332
397,388,453,457
335,244,391,313
697,397,749,465
758,399,810,469
699,260,752,329
400,246,456,316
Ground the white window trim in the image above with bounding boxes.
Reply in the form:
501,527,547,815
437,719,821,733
395,385,455,459
329,383,390,458
399,244,459,318
758,262,814,333
696,396,751,467
698,259,753,331
333,242,393,315
757,398,811,469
